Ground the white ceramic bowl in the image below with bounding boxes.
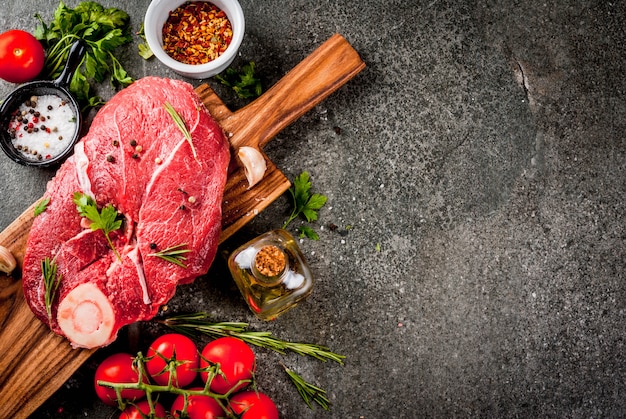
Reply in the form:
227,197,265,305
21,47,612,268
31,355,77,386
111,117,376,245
144,0,245,79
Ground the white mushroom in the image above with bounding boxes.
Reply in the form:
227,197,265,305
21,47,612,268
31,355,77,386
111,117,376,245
238,146,267,190
0,245,17,274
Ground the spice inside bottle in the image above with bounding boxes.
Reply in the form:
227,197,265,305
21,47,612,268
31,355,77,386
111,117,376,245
227,229,314,320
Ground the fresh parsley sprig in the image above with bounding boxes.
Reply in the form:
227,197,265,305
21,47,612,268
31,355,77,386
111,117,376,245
73,192,122,261
42,257,62,322
214,61,262,99
34,1,134,109
147,243,191,268
283,171,328,240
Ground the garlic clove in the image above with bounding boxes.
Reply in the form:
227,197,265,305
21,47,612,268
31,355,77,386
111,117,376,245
0,245,17,274
238,146,267,190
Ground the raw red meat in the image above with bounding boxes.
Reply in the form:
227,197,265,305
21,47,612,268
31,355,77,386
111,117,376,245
22,77,230,348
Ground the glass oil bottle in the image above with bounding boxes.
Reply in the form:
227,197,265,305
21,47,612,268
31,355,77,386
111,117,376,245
227,229,314,320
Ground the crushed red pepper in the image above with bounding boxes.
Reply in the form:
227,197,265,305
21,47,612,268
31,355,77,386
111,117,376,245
162,1,233,65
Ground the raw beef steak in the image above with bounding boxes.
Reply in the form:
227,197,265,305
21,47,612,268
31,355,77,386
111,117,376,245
22,77,230,348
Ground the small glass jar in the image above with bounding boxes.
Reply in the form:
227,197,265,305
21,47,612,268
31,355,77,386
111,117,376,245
227,229,314,320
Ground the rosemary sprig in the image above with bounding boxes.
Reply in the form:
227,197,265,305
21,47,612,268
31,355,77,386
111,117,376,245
161,313,345,364
42,257,62,322
281,363,330,410
147,243,191,268
164,102,198,161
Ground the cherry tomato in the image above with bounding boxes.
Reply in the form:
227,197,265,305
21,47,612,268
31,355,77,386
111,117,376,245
146,333,199,387
119,399,166,419
171,387,225,419
229,391,279,419
0,29,45,83
200,337,256,394
94,353,146,406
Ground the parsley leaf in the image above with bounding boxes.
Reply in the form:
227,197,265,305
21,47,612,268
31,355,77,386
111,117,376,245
214,61,262,99
34,1,134,109
136,23,154,60
34,197,51,217
73,192,122,260
283,171,327,240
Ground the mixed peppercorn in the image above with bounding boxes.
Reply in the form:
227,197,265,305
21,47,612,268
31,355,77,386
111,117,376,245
7,95,76,161
162,1,233,65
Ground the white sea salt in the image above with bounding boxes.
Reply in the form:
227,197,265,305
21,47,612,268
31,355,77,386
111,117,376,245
7,94,77,162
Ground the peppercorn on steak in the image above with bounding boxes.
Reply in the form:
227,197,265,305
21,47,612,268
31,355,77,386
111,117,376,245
22,77,230,349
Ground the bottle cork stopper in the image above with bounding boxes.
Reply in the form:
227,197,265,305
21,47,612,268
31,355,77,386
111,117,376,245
254,245,286,277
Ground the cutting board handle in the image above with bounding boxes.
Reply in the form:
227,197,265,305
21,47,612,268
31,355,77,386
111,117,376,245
219,33,366,149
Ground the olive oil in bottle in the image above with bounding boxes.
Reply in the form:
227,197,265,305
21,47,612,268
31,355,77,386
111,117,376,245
227,229,313,320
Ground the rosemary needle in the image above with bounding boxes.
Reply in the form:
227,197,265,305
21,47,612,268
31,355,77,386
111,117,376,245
281,363,331,410
42,257,62,322
162,312,345,364
147,243,191,268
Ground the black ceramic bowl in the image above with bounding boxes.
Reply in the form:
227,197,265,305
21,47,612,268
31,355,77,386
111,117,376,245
0,40,86,167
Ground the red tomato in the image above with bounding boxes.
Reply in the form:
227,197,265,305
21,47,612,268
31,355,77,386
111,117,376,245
230,391,279,419
0,29,45,83
94,353,146,406
119,399,166,419
171,387,225,419
200,337,256,394
146,333,199,387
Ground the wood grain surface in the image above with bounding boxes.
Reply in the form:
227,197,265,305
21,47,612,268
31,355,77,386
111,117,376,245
0,33,364,418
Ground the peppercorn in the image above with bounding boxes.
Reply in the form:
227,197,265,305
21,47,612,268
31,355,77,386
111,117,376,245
150,243,157,250
106,154,115,163
130,139,137,147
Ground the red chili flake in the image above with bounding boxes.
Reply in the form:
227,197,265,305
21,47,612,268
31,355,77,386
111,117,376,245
162,1,233,65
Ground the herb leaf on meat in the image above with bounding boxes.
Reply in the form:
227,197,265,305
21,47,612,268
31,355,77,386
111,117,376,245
42,257,62,322
34,1,134,109
147,243,191,268
73,192,122,260
34,197,50,217
164,102,198,161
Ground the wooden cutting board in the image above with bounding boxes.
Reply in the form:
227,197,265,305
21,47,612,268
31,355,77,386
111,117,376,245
0,33,364,418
